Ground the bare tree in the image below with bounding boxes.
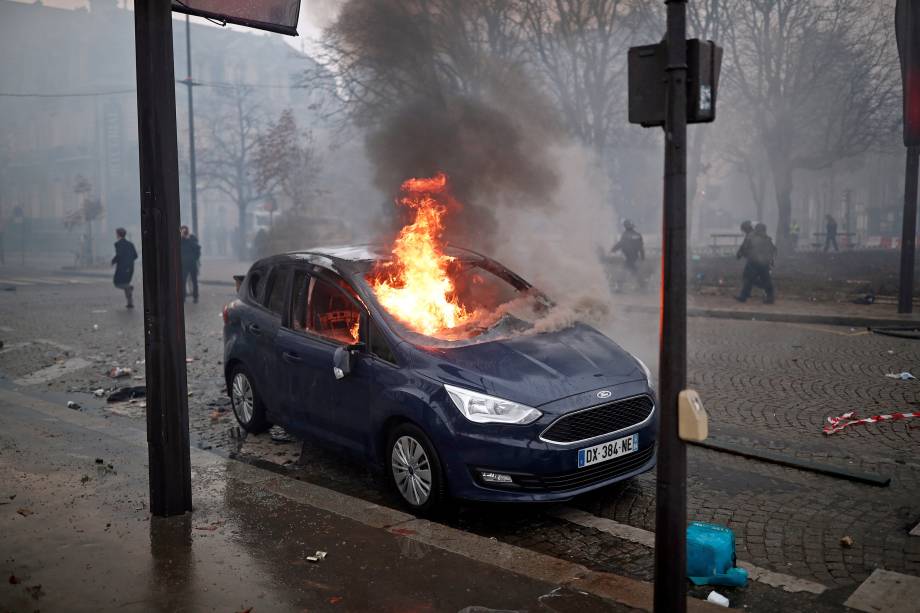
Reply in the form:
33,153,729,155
520,0,642,156
198,84,264,259
308,0,531,125
253,109,320,212
723,0,899,251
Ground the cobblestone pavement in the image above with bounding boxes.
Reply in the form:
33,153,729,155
1,277,918,611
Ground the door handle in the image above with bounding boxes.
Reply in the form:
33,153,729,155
282,351,302,363
247,323,262,335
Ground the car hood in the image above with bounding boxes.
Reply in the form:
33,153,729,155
408,323,645,409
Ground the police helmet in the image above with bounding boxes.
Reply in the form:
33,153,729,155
623,219,635,231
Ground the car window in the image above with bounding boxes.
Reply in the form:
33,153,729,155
369,318,397,364
247,270,263,301
264,267,288,316
308,278,361,344
291,270,311,332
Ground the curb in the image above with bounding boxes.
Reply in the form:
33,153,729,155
61,269,236,288
623,303,920,329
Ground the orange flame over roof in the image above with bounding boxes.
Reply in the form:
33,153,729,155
370,173,470,336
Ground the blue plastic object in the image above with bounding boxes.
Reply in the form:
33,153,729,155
686,522,749,587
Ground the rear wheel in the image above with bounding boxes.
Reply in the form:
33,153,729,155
229,365,270,433
387,423,446,515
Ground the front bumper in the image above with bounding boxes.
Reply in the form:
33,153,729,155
433,380,658,502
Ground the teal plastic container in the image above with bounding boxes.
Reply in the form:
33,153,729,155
686,522,749,587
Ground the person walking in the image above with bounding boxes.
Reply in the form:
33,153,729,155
824,214,839,252
611,219,646,290
111,228,138,309
736,223,776,304
735,220,755,298
180,225,201,303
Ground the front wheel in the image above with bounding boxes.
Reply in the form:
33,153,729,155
387,423,446,515
228,365,270,433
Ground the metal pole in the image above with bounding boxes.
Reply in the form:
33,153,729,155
898,146,919,313
654,1,688,612
134,0,193,517
185,14,199,237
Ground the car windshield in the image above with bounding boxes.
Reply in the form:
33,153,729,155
357,258,551,348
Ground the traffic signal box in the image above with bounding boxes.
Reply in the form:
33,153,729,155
628,39,723,127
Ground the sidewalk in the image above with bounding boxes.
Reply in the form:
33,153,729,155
612,292,920,329
0,386,715,613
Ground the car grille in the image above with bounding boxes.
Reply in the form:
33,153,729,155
512,444,655,492
540,395,655,444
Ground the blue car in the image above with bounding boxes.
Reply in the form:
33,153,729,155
223,246,657,513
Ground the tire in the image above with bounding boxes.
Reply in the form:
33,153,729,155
228,365,271,434
387,423,446,515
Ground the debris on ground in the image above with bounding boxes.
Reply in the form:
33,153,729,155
885,372,916,380
824,410,920,434
92,388,106,397
66,400,81,410
25,584,44,600
687,523,748,587
106,386,145,402
108,366,133,378
16,508,33,517
841,535,854,548
8,574,19,584
94,458,104,464
706,591,729,607
80,475,91,485
270,428,296,443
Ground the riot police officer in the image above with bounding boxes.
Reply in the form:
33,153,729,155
611,219,646,290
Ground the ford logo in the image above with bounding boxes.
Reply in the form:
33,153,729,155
596,390,612,399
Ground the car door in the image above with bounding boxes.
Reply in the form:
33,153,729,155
275,269,370,452
247,264,289,419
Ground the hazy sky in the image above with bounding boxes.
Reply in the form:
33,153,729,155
9,0,340,53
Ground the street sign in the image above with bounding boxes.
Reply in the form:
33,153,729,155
896,0,920,146
172,0,301,36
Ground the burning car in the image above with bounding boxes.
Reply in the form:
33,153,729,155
222,174,657,512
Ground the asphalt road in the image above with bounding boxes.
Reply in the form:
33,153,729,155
1,272,918,612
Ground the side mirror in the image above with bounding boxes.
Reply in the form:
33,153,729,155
333,342,365,379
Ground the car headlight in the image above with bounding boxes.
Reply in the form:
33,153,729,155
636,358,655,389
444,384,542,425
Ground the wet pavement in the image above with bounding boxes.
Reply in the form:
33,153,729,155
1,267,919,611
0,388,640,612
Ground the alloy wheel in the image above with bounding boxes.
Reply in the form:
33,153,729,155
231,372,254,424
391,435,433,506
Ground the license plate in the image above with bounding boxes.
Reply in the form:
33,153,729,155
578,433,639,468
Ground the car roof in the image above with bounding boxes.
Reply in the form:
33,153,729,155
253,244,491,275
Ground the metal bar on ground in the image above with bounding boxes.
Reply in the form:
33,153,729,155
690,438,890,486
134,0,193,517
654,1,689,612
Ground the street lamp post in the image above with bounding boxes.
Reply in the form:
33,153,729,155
134,0,193,517
654,1,689,612
184,14,199,238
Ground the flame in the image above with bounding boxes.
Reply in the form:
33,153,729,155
370,173,470,336
349,320,360,343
